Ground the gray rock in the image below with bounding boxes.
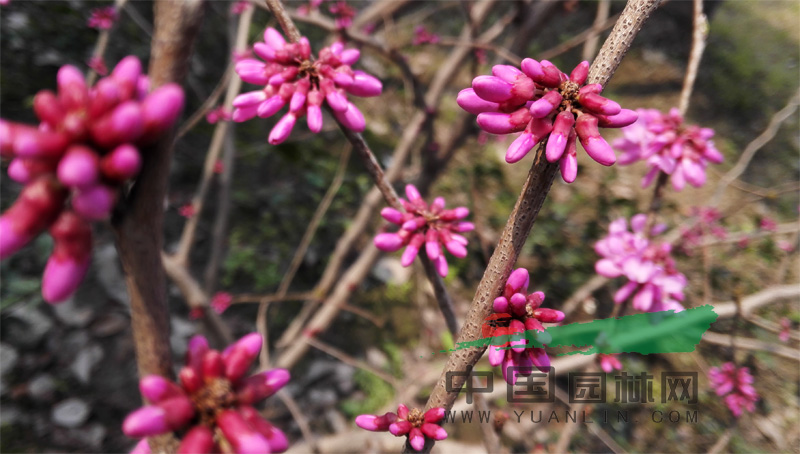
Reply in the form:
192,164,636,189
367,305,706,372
332,363,355,395
52,297,94,328
170,318,196,357
372,257,411,284
52,398,90,428
28,374,57,401
307,388,337,408
94,244,130,305
70,344,104,385
0,343,19,375
74,422,106,450
0,404,22,426
365,347,389,370
5,305,54,348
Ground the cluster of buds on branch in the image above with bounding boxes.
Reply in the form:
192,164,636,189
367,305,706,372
458,59,637,182
356,404,447,452
595,214,687,312
124,334,290,454
233,27,382,144
374,184,474,277
0,57,184,303
614,108,724,190
708,362,759,418
488,268,565,385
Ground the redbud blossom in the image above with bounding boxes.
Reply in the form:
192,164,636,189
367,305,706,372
613,108,723,191
594,214,686,313
123,333,291,454
488,268,564,385
598,354,622,373
356,404,447,452
708,362,759,418
87,6,117,30
0,57,184,302
458,59,636,182
233,27,382,144
373,184,473,277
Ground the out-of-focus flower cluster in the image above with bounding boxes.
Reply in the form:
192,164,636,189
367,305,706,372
679,207,727,254
373,184,473,277
356,404,447,452
412,26,440,45
123,333,290,453
87,6,117,30
488,268,565,385
614,108,724,191
457,59,637,182
594,214,687,312
233,27,382,144
0,57,183,303
598,354,623,373
708,362,759,418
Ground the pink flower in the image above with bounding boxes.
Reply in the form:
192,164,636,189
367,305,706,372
232,48,254,63
759,216,777,232
487,268,564,385
179,203,196,218
123,334,290,453
594,214,686,312
708,362,759,418
233,27,382,144
87,6,117,30
211,291,233,314
598,354,622,373
0,57,183,303
778,240,794,252
412,26,440,45
356,404,447,452
614,108,723,191
779,317,791,343
230,1,251,14
214,160,224,174
373,184,473,277
87,56,108,76
206,105,231,124
328,1,356,29
458,60,636,182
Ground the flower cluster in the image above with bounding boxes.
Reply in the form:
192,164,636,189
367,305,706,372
328,1,356,29
679,207,727,254
412,26,440,45
233,27,382,144
0,57,183,303
87,6,117,30
598,354,623,373
206,105,231,124
614,108,724,191
594,214,687,312
356,404,447,452
457,59,636,182
708,362,759,418
123,333,290,453
373,184,473,277
230,1,251,15
779,317,792,343
488,268,565,385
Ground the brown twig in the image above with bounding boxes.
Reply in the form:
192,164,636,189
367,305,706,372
538,12,621,62
702,331,800,361
174,65,233,140
424,0,663,413
582,0,611,61
306,337,399,387
262,0,302,43
678,0,708,116
112,1,204,452
276,389,320,454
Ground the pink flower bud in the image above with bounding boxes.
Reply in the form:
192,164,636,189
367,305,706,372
401,233,424,266
223,333,262,382
131,439,151,454
530,347,551,373
529,90,563,118
545,111,574,162
409,427,425,451
123,396,194,437
177,426,217,454
493,296,509,313
596,108,638,128
57,65,89,110
7,158,57,184
216,410,271,454
389,420,412,436
457,88,500,115
533,308,565,323
507,268,529,293
536,61,563,88
178,367,203,394
520,58,544,80
0,177,67,260
33,90,66,127
140,83,184,143
234,91,268,108
139,375,183,403
346,71,382,97
381,207,404,224
575,114,616,166
374,232,405,251
559,130,578,183
405,184,421,201
472,75,514,103
72,184,115,220
340,48,360,65
91,101,144,148
253,43,277,62
263,27,286,50
100,144,141,181
13,128,71,160
268,113,297,145
333,103,366,132
236,368,290,405
492,64,523,83
578,92,621,116
111,56,142,99
42,211,92,303
238,405,289,452
476,108,531,134
57,145,100,188
425,229,441,261
569,61,590,85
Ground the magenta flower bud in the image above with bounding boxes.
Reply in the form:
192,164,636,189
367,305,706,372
72,184,115,221
289,90,307,113
434,255,448,277
455,222,475,232
111,56,142,99
425,229,441,261
0,177,67,260
569,61,590,85
140,83,184,142
614,281,639,304
559,130,578,183
232,106,259,122
509,292,527,316
444,239,467,258
340,48,360,65
268,113,297,145
401,233,424,266
264,27,286,50
255,94,285,119
545,110,575,163
493,296,509,313
131,439,151,454
123,396,194,437
501,355,517,385
57,145,99,188
42,212,92,303
537,60,563,88
487,344,505,366
333,103,366,132
57,65,88,109
381,207,404,224
533,308,565,323
529,90,563,118
332,70,354,87
409,427,425,451
507,268,530,293
420,422,446,441
524,317,544,333
324,86,349,112
88,77,123,120
177,426,216,454
389,420,412,436
13,129,71,159
236,369,290,405
234,91,268,108
100,144,141,182
223,333,262,382
457,88,500,115
530,347,551,373
492,64,523,83
216,410,271,454
253,42,276,62
238,405,289,452
306,105,323,133
575,114,616,166
510,319,527,353
346,71,382,97
472,75,514,103
424,408,445,423
578,92,621,116
596,108,638,128
33,90,66,127
90,101,143,148
139,375,182,403
579,83,603,97
178,367,203,394
520,58,544,80
7,158,57,184
405,184,421,201
430,197,445,213
186,335,210,369
374,233,405,251
476,108,531,134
